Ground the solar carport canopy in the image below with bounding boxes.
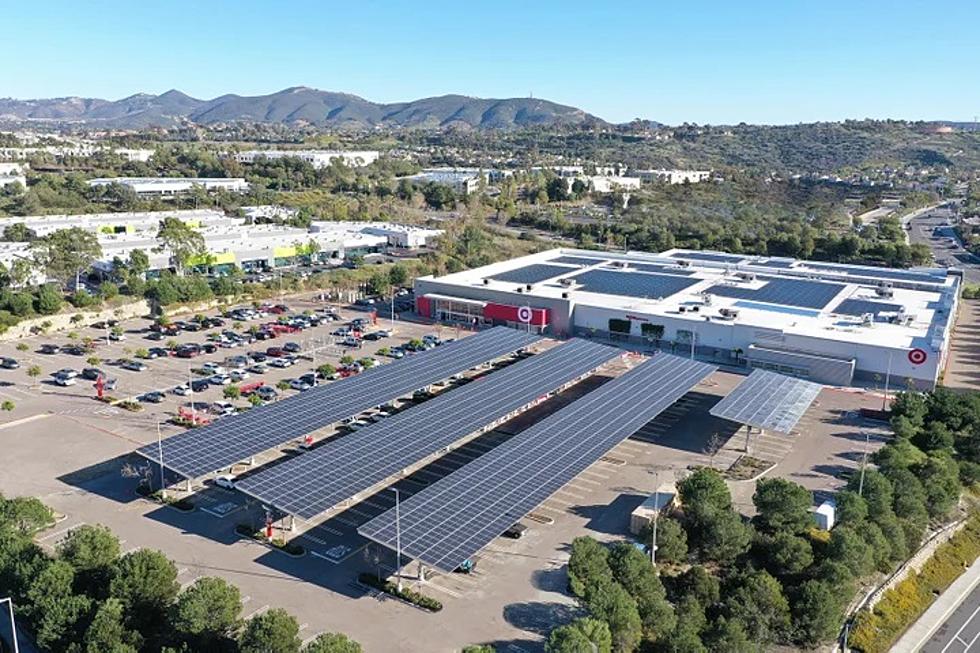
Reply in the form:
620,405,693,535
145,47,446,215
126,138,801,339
358,352,716,572
136,326,540,479
709,369,822,433
236,339,621,519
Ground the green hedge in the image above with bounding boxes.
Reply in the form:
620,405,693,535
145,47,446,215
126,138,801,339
849,514,980,653
358,573,443,612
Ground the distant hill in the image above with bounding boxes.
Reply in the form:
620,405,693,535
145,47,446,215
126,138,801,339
0,87,602,130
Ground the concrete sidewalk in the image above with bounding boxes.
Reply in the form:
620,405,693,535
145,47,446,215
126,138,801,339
891,560,980,652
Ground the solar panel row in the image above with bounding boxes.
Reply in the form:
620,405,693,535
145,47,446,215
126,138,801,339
136,326,541,479
709,369,822,433
617,263,697,276
832,298,903,316
571,269,701,299
708,278,845,309
488,264,577,284
550,256,608,266
671,251,748,264
236,339,622,519
804,263,946,285
358,353,717,572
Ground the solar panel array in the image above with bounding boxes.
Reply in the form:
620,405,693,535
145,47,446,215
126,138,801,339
708,278,845,309
832,298,903,316
236,339,621,518
571,269,701,300
620,263,696,276
709,369,822,433
488,264,576,284
136,327,540,478
550,256,608,266
671,251,748,264
805,263,946,285
358,353,717,572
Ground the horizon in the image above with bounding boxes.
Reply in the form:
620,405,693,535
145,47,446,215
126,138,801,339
2,0,979,125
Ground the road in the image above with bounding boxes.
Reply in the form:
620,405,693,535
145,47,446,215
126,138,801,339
920,583,980,652
909,205,980,284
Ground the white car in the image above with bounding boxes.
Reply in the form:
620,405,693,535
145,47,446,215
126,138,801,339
214,474,236,490
230,369,250,382
209,373,232,386
248,363,268,374
172,383,192,396
269,358,292,369
54,375,76,387
289,378,311,392
210,401,236,416
201,363,225,375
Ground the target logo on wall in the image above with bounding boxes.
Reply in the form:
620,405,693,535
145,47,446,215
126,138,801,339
517,306,533,323
908,348,928,365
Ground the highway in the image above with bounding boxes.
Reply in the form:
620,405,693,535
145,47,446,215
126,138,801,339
909,205,980,284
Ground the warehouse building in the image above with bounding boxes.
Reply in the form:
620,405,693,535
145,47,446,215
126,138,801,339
0,209,238,238
233,149,380,169
87,177,250,196
413,248,960,389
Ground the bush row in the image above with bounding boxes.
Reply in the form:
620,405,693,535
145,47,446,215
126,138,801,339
848,512,980,653
357,573,443,612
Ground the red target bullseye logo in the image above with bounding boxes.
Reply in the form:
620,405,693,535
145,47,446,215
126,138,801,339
908,348,927,365
517,306,532,323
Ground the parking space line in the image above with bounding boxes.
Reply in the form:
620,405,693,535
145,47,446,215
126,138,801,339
244,605,269,620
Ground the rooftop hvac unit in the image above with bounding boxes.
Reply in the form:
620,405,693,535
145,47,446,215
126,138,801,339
718,308,739,320
483,278,490,285
861,313,874,326
877,280,894,288
679,306,687,313
736,272,756,282
516,287,524,293
559,277,574,287
525,283,532,291
561,292,569,299
702,293,713,306
875,286,894,298
691,305,700,312
678,260,691,267
611,261,628,269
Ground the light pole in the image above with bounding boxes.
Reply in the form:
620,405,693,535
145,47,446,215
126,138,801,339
858,431,871,497
0,596,19,653
392,488,402,592
651,473,660,566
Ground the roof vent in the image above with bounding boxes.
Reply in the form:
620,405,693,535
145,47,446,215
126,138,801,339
861,313,874,326
678,260,691,267
679,306,687,313
718,308,740,320
559,278,574,287
561,292,569,299
483,278,489,285
736,272,756,282
525,283,532,291
875,286,894,298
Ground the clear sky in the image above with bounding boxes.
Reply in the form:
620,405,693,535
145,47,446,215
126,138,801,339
3,0,978,125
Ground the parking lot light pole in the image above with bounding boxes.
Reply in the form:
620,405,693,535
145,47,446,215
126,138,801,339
651,472,659,566
392,487,402,592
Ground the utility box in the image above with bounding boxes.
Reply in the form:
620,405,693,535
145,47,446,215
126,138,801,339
814,500,836,531
630,484,677,535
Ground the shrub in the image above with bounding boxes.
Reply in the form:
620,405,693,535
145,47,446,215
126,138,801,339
357,573,442,611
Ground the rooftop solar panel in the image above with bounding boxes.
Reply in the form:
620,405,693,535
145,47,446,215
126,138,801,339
358,353,716,572
550,256,608,266
709,369,822,433
804,263,946,285
489,264,576,284
135,327,540,479
708,278,845,309
571,269,701,299
671,251,747,264
832,298,903,316
236,339,621,519
618,263,697,276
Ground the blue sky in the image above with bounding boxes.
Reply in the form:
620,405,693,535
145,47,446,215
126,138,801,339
3,1,978,125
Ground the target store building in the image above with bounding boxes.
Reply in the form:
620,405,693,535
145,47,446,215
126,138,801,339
413,248,961,390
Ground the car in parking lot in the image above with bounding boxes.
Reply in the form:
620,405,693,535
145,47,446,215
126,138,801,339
201,343,218,354
139,391,165,403
54,368,79,379
52,373,76,386
225,356,249,369
283,342,301,353
210,401,235,416
39,344,61,355
201,363,225,375
288,378,311,392
190,379,210,393
145,331,166,341
385,347,405,359
62,345,86,356
249,352,268,362
175,344,201,358
256,386,278,401
208,373,232,386
268,357,293,368
266,346,286,358
332,327,352,337
214,474,236,490
172,383,192,396
148,347,171,358
120,359,148,372
298,372,317,386
247,363,268,374
1,357,19,369
230,369,250,382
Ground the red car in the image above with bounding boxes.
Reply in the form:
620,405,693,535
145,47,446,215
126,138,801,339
266,346,286,358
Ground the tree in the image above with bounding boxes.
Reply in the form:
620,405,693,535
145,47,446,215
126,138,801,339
58,523,120,597
703,616,754,653
662,596,708,653
698,509,751,565
722,570,791,646
388,264,409,288
223,385,241,400
26,364,42,387
30,227,102,288
759,532,813,577
109,548,180,635
845,469,894,518
83,597,141,653
916,452,961,517
567,536,610,597
0,496,53,534
833,490,869,526
35,283,64,314
367,269,391,297
302,632,363,653
827,526,874,577
678,468,732,521
641,516,687,564
248,393,263,406
546,617,612,653
583,578,643,653
128,248,150,276
157,217,206,275
317,363,336,378
752,478,812,534
607,542,676,641
791,579,845,646
1,400,13,412
24,559,92,651
239,607,301,653
672,565,720,607
172,577,242,650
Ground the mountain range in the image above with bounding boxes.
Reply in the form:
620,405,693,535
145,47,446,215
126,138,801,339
0,87,602,130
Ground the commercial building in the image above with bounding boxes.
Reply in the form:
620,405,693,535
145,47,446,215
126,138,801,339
87,177,250,196
114,148,155,162
635,169,712,184
233,149,380,169
581,175,641,193
0,209,236,238
0,162,26,189
404,169,485,195
413,248,959,389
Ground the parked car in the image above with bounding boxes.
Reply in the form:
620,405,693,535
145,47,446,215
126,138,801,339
225,356,249,369
249,352,268,363
386,347,405,359
503,523,528,539
256,386,278,401
39,344,61,355
146,331,166,341
120,360,147,372
201,363,225,375
140,391,165,403
190,379,210,392
210,401,235,416
214,474,236,490
201,343,218,354
230,369,250,382
172,384,192,396
53,375,76,387
268,357,292,369
288,378,311,392
80,367,103,380
266,346,286,358
283,342,301,353
208,373,232,386
248,363,268,374
148,347,170,359
1,357,19,369
341,336,361,348
54,368,79,379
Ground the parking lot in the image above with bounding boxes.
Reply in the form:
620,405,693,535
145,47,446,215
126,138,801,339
0,297,897,652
